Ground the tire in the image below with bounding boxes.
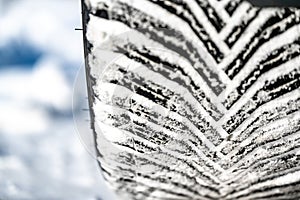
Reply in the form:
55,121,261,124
82,0,300,199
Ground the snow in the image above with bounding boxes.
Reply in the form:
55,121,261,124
0,0,116,199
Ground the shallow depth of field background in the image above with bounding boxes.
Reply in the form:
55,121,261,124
0,0,113,199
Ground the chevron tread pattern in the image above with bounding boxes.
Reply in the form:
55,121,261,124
83,0,300,199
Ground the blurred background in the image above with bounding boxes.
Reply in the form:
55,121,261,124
0,0,114,199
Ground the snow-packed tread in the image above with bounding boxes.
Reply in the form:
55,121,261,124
82,0,300,199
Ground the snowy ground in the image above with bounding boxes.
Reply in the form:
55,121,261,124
0,0,115,199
